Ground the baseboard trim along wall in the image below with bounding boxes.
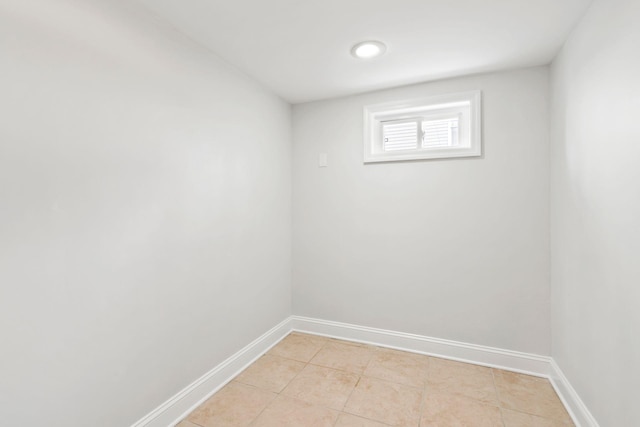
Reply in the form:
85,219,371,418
131,315,599,427
549,359,601,427
130,318,292,427
291,316,551,377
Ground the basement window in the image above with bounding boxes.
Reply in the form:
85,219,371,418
363,91,481,163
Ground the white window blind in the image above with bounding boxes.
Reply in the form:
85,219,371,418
382,120,419,151
422,117,459,148
364,91,481,163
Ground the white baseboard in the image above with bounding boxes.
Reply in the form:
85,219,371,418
131,315,598,427
549,359,601,427
130,317,292,427
291,316,552,377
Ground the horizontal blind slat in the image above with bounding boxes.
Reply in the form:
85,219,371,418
422,117,459,148
383,121,418,151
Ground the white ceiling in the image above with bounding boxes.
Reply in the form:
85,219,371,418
138,0,592,104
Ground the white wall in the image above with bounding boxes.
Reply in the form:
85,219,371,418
293,67,551,355
0,1,291,426
550,0,640,425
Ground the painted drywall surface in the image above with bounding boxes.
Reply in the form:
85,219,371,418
293,68,550,355
550,0,640,425
0,1,291,426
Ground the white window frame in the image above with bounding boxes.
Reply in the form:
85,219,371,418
363,90,482,163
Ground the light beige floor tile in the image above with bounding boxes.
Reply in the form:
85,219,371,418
186,382,275,427
234,354,305,392
268,333,328,362
502,408,574,426
344,376,422,427
181,341,576,427
426,357,498,405
493,370,572,423
420,392,503,427
335,413,391,427
310,341,375,374
251,395,338,427
281,364,360,410
364,348,429,388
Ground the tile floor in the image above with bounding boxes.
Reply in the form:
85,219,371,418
177,333,574,427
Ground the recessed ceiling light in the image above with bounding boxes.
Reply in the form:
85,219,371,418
351,41,387,59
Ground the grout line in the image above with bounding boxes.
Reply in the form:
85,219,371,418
358,372,426,391
417,380,427,427
340,407,395,427
491,368,507,427
418,356,433,427
306,361,367,376
246,393,276,427
305,333,332,363
330,411,339,427
341,374,361,413
183,418,206,427
498,407,506,427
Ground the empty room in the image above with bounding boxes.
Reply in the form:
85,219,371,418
1,0,638,426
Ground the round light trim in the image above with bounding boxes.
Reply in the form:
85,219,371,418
351,41,387,59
